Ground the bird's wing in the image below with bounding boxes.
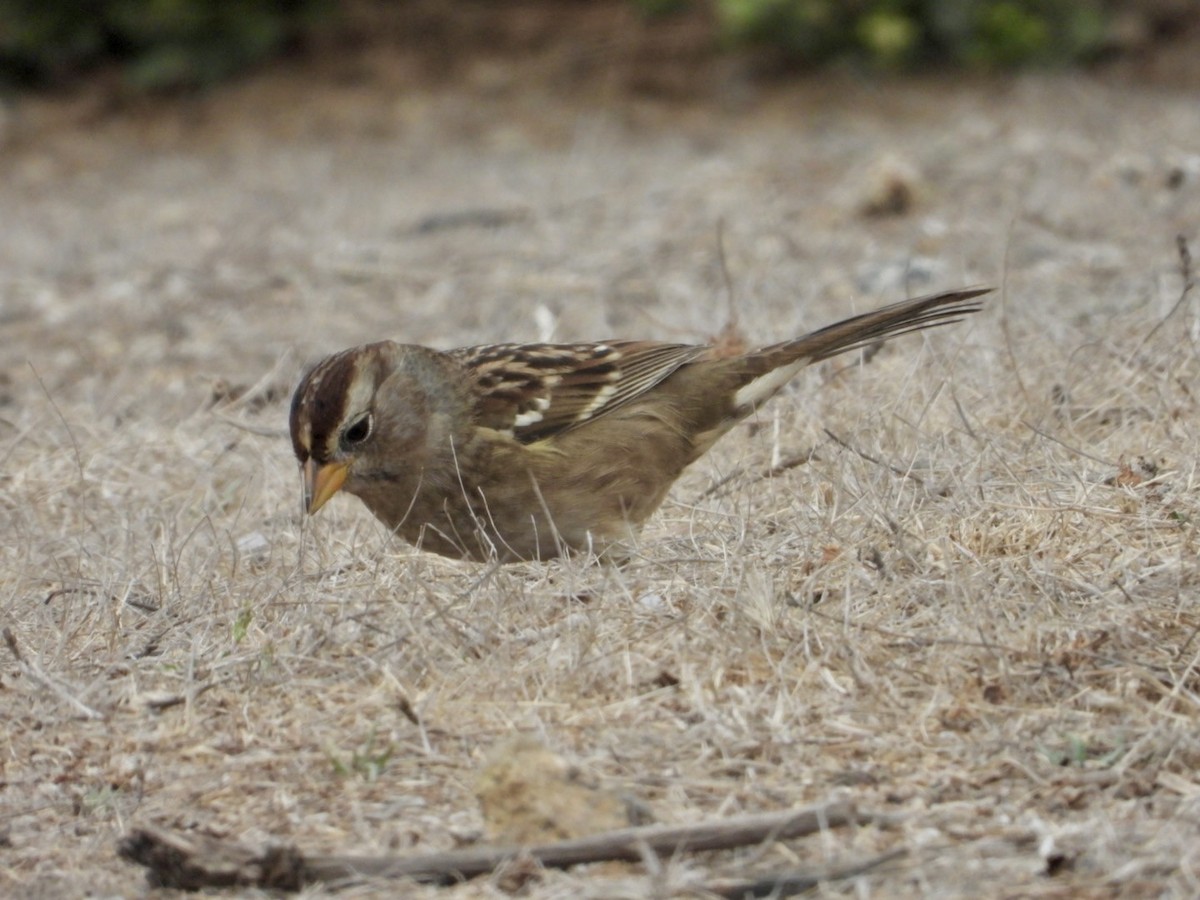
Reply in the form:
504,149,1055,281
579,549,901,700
449,340,710,443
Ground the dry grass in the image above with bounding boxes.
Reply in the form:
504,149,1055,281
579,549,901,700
2,57,1200,898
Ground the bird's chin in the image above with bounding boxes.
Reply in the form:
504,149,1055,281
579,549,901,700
339,467,431,533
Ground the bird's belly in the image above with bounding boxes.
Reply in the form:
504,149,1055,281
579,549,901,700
356,469,624,562
354,420,688,562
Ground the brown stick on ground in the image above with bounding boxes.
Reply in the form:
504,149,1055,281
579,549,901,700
118,800,858,891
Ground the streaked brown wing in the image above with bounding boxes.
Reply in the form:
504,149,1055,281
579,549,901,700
449,340,710,443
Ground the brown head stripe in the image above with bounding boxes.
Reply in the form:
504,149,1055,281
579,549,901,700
289,349,360,464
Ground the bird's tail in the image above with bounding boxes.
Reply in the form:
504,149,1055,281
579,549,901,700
731,287,989,413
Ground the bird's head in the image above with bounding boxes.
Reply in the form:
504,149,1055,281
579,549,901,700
288,342,467,515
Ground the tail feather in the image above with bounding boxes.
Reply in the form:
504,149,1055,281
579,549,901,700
731,287,988,412
762,287,988,364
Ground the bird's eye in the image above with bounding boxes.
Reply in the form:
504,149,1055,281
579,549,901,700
342,414,372,446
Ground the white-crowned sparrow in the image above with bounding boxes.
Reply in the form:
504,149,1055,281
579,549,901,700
290,287,987,561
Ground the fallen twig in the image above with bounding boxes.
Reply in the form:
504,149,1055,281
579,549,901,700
119,801,857,891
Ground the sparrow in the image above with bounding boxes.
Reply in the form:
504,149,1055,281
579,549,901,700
289,287,987,562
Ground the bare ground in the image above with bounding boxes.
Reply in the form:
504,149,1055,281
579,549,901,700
2,23,1200,900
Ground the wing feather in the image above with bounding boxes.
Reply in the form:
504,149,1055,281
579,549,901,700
449,340,708,442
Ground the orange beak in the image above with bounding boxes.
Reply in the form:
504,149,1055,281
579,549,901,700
302,459,350,514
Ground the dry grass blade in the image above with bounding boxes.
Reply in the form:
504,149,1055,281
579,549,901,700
823,427,924,484
707,848,907,899
1127,233,1196,359
3,626,105,720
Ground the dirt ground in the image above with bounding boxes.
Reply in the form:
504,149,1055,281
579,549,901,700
3,14,1200,899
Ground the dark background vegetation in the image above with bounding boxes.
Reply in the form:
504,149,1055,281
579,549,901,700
0,0,1192,91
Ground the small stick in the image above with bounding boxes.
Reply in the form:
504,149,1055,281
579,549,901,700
1020,419,1115,467
119,801,857,890
3,627,105,720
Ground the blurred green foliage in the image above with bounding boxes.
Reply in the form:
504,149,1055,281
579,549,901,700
0,0,1128,91
0,0,328,89
632,0,694,14
638,0,1113,68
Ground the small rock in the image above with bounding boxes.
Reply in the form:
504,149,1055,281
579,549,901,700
474,737,644,844
236,531,269,556
858,154,923,218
